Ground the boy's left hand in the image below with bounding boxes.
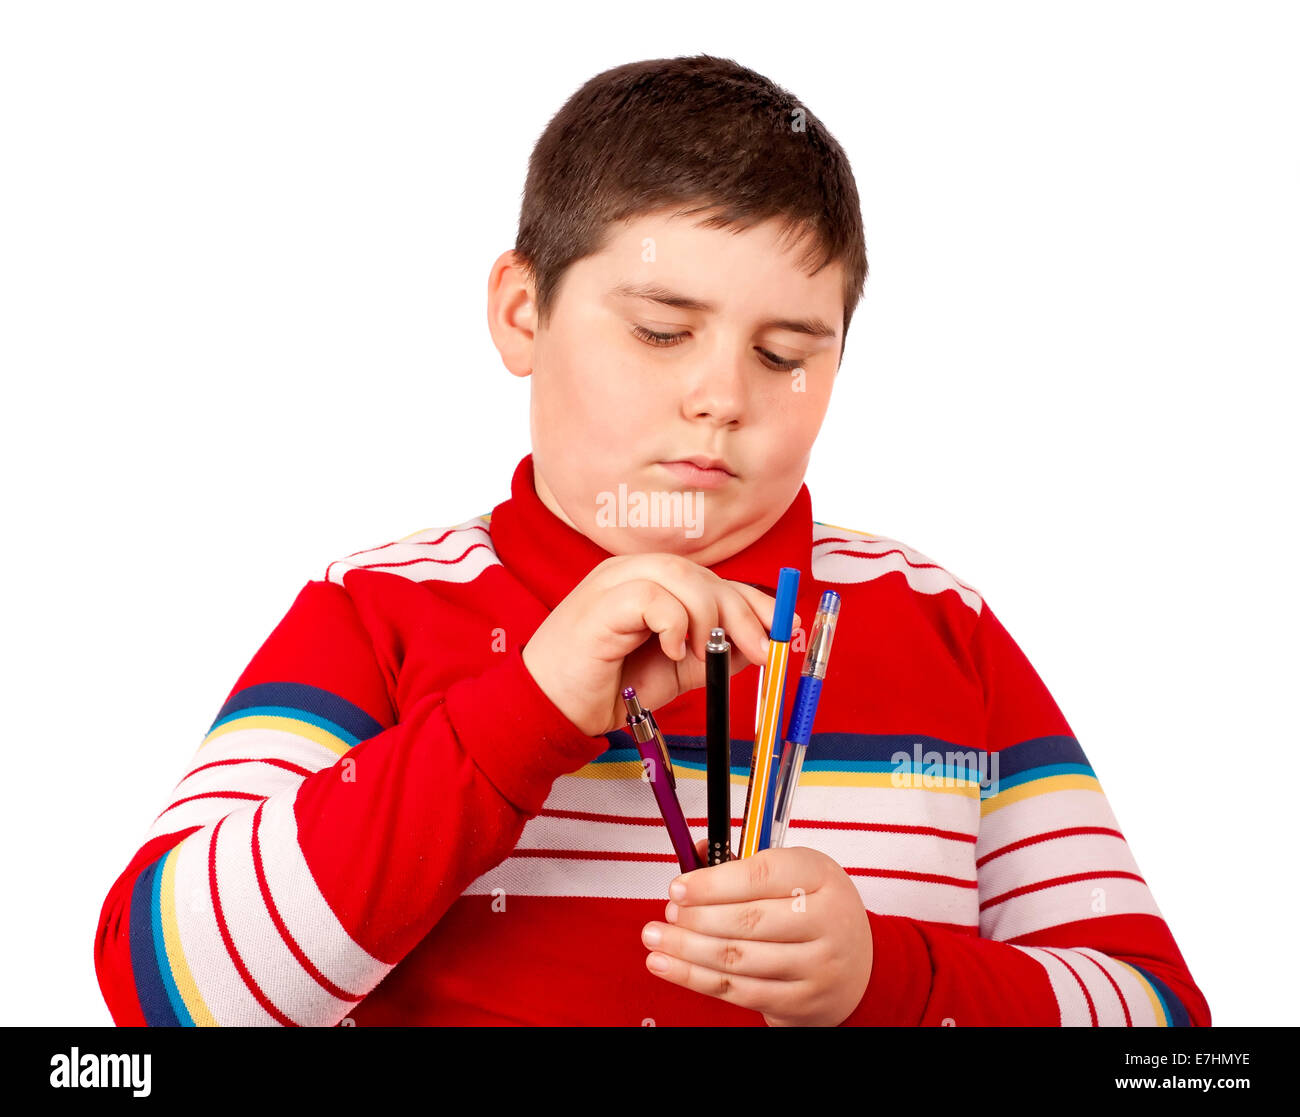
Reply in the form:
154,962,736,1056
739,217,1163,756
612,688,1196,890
641,841,873,1026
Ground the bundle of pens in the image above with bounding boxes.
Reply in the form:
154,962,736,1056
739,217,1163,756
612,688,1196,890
621,568,841,870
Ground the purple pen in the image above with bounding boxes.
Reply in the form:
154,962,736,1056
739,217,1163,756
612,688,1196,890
622,687,703,872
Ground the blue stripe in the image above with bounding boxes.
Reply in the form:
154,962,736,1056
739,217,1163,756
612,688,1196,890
210,681,384,744
149,850,194,1026
1128,963,1191,1027
597,730,987,764
993,736,1091,780
593,731,998,790
593,731,1096,799
129,857,180,1027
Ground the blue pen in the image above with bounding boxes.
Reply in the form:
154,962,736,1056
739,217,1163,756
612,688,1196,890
769,591,841,850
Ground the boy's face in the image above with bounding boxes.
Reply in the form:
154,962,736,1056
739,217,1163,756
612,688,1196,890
488,207,846,566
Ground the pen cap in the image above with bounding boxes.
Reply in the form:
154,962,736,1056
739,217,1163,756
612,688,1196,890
770,567,801,643
803,591,841,678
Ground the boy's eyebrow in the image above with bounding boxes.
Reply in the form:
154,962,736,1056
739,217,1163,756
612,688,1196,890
610,281,839,340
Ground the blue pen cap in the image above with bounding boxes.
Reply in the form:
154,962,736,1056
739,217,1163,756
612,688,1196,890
770,567,801,642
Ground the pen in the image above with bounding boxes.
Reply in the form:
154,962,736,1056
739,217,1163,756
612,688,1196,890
738,567,800,858
622,687,703,872
705,627,732,865
770,591,841,850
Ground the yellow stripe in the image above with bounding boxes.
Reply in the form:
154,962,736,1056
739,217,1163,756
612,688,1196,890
159,839,218,1026
809,770,983,794
569,761,749,783
740,641,790,857
812,519,875,537
1112,958,1170,1026
571,758,648,781
198,715,352,759
570,762,982,793
980,773,1104,816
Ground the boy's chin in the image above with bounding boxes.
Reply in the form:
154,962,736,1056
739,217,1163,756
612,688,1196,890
588,525,711,551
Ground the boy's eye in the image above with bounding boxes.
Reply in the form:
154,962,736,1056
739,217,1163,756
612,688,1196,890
630,323,803,372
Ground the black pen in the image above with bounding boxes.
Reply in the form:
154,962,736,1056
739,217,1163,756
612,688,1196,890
706,627,732,865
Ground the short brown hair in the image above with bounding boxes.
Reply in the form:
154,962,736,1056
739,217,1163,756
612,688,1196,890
514,54,869,355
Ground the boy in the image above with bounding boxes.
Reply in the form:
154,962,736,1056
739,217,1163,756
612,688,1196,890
94,54,1209,1026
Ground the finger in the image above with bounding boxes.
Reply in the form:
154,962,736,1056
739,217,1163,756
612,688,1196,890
602,579,692,662
722,581,801,664
666,894,819,943
644,948,809,1015
587,555,721,660
670,846,826,906
641,920,811,980
710,584,778,668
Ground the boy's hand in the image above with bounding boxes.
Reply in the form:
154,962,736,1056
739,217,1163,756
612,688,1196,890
641,842,874,1027
522,552,797,737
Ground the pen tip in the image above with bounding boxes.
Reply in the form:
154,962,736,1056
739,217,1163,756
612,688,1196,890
621,686,636,699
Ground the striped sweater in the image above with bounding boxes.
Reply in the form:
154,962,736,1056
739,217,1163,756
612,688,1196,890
93,453,1210,1026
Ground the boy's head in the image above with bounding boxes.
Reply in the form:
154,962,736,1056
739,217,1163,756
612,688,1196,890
488,54,867,566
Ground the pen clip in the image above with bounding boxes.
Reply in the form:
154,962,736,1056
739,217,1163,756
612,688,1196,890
644,710,676,790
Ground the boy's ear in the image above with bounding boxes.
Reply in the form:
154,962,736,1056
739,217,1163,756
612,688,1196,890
486,249,538,379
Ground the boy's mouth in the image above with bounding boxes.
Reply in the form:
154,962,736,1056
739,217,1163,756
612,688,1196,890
658,459,736,488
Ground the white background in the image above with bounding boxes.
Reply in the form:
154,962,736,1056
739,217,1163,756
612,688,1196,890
3,0,1294,1026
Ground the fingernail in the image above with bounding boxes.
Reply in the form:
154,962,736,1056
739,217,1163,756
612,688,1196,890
642,924,662,947
669,880,687,901
648,953,669,973
665,901,679,922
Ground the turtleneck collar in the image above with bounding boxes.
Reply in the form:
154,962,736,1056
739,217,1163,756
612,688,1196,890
486,453,814,612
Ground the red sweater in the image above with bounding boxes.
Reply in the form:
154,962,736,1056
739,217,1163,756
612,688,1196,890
94,453,1210,1026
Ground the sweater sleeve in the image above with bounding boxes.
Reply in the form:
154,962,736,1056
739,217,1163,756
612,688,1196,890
93,578,607,1026
838,600,1211,1027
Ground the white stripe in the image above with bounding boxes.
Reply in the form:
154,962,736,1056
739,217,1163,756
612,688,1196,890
1007,945,1091,1025
326,517,499,586
210,800,390,1025
813,525,977,593
977,788,1123,854
1049,946,1129,1025
771,780,981,832
561,765,983,833
535,771,979,856
462,846,976,925
210,806,321,1024
142,727,346,844
144,795,268,845
812,527,982,614
257,794,391,998
979,831,1144,901
170,827,280,1025
521,801,977,893
194,725,349,769
847,872,978,927
1046,947,1138,1026
162,796,392,1026
982,875,1164,941
164,758,306,814
1073,947,1163,1026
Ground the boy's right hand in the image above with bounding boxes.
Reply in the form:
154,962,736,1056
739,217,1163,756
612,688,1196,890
521,553,797,738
